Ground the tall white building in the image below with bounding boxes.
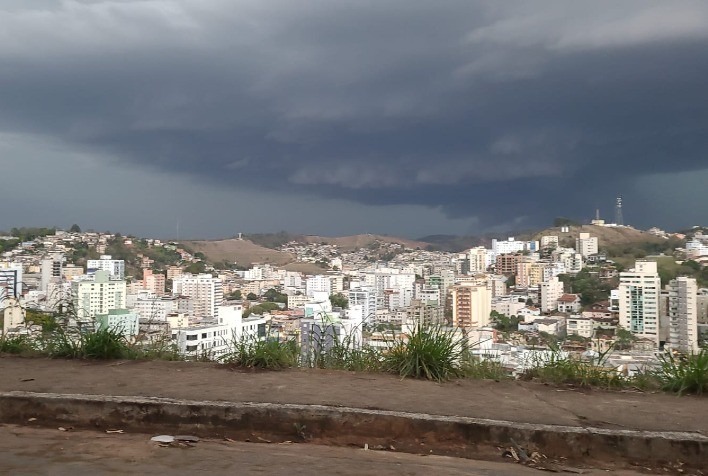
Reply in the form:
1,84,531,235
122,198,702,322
668,277,699,354
491,237,526,256
540,276,564,313
72,270,127,320
576,233,599,258
306,275,332,297
172,273,223,319
348,287,377,323
540,235,559,249
467,247,491,273
618,261,661,346
87,255,125,280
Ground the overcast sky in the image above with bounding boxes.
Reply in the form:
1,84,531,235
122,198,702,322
1,1,707,239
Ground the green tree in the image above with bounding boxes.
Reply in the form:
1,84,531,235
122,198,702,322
329,293,349,309
69,224,82,233
228,290,242,300
264,288,288,304
490,311,521,332
246,292,258,301
615,327,636,350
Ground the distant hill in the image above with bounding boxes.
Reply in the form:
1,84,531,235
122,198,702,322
526,225,666,248
416,235,488,252
301,234,430,251
182,238,295,267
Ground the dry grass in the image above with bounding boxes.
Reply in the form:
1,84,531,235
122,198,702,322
182,239,295,266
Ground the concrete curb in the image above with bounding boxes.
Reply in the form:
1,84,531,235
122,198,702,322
0,391,705,467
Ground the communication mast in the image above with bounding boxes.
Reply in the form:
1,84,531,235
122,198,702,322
614,197,624,226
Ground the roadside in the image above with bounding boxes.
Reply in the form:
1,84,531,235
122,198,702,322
0,357,705,434
0,425,655,476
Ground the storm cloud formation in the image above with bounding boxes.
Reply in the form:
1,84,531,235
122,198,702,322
1,1,707,237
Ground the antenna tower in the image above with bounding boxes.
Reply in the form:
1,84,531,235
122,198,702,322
614,197,623,226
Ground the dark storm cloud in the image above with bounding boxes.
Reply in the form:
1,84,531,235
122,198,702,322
2,0,708,231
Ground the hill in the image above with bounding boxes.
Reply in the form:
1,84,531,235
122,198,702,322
301,234,430,251
527,225,666,249
182,239,295,267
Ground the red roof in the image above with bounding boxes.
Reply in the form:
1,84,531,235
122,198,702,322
558,294,580,303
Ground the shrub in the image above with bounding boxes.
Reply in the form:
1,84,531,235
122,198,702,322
0,335,36,355
521,351,627,390
652,350,708,396
461,357,510,380
81,328,133,360
382,324,464,381
221,336,298,370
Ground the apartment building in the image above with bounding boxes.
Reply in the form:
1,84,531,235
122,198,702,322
540,277,564,313
172,273,223,319
87,255,125,279
72,270,127,320
451,283,491,329
668,277,699,353
618,260,661,347
576,233,599,258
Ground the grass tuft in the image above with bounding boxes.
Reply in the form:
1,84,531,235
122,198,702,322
382,324,464,381
221,336,299,370
652,350,708,396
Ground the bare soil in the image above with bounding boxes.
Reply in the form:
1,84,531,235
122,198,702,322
1,357,705,435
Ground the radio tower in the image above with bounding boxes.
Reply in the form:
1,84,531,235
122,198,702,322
614,197,624,226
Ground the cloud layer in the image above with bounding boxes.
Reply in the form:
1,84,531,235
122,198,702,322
2,1,707,235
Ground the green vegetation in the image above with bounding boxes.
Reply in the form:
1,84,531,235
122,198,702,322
69,224,82,233
221,335,298,370
461,357,509,380
263,288,288,305
246,231,304,249
490,311,521,332
329,292,348,309
553,217,580,227
652,350,708,396
0,238,20,254
243,301,281,318
382,324,464,381
246,292,258,301
9,227,56,242
521,352,627,390
558,269,616,306
227,290,242,300
0,335,37,355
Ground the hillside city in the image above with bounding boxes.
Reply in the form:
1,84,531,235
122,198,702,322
1,217,707,375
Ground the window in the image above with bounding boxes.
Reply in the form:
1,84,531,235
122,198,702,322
186,335,198,341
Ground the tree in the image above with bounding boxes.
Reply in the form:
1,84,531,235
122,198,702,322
264,288,287,304
228,290,242,300
246,292,258,301
329,293,348,309
69,224,81,233
615,327,636,350
490,311,521,332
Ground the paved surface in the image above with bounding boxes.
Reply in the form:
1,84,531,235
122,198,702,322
0,425,651,475
1,357,705,435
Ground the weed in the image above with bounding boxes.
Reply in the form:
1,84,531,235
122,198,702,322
461,357,510,380
382,324,464,381
521,350,628,390
652,350,708,396
0,335,36,355
81,328,133,360
221,336,299,370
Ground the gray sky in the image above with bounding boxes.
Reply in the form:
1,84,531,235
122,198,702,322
1,1,707,239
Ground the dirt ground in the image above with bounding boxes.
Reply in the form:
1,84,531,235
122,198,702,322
1,357,706,435
0,425,655,476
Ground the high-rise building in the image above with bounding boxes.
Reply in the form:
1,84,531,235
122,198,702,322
87,255,125,279
618,260,661,346
142,269,166,296
668,277,699,354
41,253,64,292
451,284,491,329
306,275,332,297
576,233,599,258
72,270,127,320
348,287,377,322
540,277,564,313
172,273,223,319
467,247,490,273
495,254,520,276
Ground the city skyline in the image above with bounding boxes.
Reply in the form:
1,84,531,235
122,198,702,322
2,1,708,238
